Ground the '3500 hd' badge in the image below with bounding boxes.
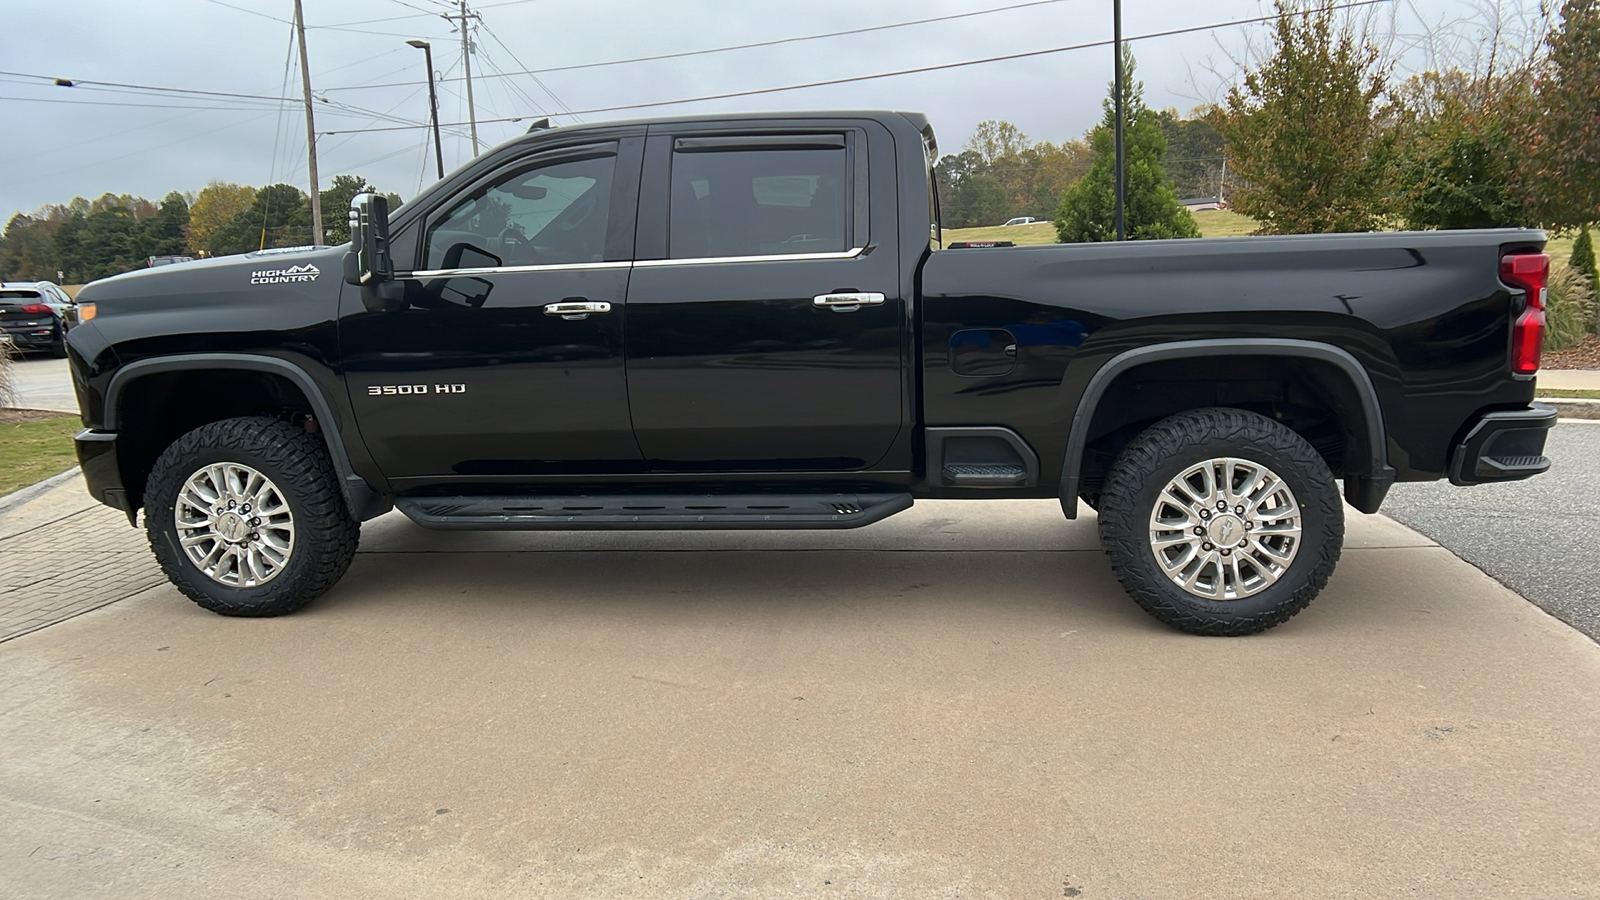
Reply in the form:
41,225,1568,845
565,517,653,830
368,383,467,395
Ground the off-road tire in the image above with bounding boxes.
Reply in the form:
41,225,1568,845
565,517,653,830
145,416,359,616
1097,407,1343,636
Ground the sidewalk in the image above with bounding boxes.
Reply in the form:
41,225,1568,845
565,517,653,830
1538,369,1600,391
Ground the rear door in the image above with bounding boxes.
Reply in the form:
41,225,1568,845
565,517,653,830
623,121,904,471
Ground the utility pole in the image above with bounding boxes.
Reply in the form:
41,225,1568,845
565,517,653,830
293,0,323,244
407,40,445,179
445,0,482,156
1112,0,1125,242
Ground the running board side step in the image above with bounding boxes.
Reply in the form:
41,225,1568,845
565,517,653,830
395,493,914,531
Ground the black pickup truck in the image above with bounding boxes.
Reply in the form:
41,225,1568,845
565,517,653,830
66,110,1557,635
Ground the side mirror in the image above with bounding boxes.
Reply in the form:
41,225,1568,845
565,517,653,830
344,192,406,312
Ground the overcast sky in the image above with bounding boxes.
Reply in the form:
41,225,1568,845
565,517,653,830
0,0,1549,221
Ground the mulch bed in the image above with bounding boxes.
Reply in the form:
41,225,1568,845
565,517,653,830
0,408,75,425
1545,334,1600,370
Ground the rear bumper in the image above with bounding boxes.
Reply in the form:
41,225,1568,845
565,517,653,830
74,429,130,514
1449,403,1558,486
1,326,58,348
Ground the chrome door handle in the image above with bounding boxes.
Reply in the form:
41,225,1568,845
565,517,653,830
544,300,611,320
813,292,886,311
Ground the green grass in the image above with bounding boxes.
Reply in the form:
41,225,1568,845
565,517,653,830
1534,388,1600,400
0,416,81,498
943,209,1260,246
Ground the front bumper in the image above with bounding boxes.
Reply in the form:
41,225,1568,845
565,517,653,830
74,430,131,517
1449,403,1558,486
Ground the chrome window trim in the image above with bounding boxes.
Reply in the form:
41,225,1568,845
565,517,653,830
635,247,865,268
402,246,865,277
404,260,633,278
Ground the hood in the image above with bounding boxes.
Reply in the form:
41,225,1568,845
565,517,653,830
76,245,349,306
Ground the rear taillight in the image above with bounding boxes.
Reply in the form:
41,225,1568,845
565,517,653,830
19,303,50,314
1501,252,1549,376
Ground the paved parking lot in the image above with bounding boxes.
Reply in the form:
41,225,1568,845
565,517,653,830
5,355,76,413
2,480,1597,898
1387,421,1600,640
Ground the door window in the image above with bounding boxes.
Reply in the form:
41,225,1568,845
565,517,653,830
424,154,614,269
669,145,849,259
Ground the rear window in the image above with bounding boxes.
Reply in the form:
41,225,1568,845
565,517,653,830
0,290,42,300
669,144,850,259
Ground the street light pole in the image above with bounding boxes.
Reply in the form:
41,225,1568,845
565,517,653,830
407,40,445,180
1113,0,1126,241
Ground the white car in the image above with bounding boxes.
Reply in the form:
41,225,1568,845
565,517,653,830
1002,216,1039,226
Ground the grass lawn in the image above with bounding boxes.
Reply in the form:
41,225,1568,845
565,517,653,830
0,415,81,498
943,209,1260,246
1535,388,1600,400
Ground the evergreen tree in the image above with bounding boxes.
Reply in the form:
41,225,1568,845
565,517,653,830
1572,226,1598,296
1055,51,1199,243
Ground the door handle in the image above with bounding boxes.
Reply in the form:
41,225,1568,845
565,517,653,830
543,300,611,320
813,292,886,311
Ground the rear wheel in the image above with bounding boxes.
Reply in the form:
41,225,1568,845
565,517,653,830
49,325,67,358
1096,408,1343,636
145,417,359,616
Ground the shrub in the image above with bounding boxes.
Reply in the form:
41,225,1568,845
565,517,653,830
1546,261,1598,352
0,340,15,408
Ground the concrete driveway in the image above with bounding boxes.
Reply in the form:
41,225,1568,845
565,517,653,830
2,482,1597,899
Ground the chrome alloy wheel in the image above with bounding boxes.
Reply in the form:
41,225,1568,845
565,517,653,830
174,462,295,587
1147,457,1303,601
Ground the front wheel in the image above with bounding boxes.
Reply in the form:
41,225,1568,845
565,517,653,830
1096,408,1343,636
145,417,359,616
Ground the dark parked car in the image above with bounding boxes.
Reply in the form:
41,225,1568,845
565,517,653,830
66,110,1557,635
0,283,72,357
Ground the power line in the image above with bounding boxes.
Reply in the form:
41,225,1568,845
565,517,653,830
320,0,1086,93
0,70,289,103
198,0,292,24
324,1,1393,134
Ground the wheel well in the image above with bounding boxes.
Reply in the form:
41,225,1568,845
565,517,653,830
115,369,319,510
1076,355,1373,503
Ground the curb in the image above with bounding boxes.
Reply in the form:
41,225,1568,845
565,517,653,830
1537,397,1600,420
0,466,81,515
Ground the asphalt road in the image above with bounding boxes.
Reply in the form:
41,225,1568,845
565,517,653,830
1384,420,1600,642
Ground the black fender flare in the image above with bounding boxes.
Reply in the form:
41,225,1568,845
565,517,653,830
103,353,391,520
1059,338,1395,517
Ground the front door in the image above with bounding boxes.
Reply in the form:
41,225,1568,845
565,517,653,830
623,126,904,471
342,141,643,480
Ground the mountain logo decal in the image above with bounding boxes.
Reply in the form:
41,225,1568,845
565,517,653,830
250,264,321,285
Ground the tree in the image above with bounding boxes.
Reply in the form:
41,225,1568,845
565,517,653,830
965,120,1031,166
143,192,190,258
948,174,1012,228
208,184,311,256
1055,51,1200,243
1221,1,1391,233
1154,109,1226,200
319,174,375,244
1521,0,1600,229
187,181,257,256
1391,71,1532,230
1572,226,1598,296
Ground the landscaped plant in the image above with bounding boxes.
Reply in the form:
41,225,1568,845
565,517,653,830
1546,260,1598,351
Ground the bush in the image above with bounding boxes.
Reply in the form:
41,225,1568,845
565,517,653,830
0,339,15,408
1571,226,1598,294
1546,261,1597,352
